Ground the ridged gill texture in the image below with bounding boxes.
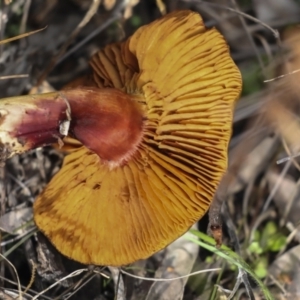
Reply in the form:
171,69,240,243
34,10,242,266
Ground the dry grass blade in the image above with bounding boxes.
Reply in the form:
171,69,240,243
0,74,28,80
229,0,266,77
20,0,32,34
57,12,122,64
0,27,46,45
121,268,221,281
184,0,280,38
36,0,102,86
0,253,22,300
31,269,88,300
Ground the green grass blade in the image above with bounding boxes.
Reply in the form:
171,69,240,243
188,229,274,300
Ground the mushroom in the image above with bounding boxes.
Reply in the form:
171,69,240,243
0,10,241,266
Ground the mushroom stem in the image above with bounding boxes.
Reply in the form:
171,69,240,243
0,92,68,162
0,87,145,165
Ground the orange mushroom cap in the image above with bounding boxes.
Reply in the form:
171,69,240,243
33,10,242,266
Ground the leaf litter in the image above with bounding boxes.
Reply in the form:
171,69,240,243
1,0,300,299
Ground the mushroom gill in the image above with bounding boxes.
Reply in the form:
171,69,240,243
22,10,241,266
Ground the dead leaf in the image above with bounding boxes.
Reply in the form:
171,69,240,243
228,136,278,194
0,207,33,235
268,245,300,298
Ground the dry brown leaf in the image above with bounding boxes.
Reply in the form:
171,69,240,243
228,136,278,194
253,0,300,23
263,26,300,159
268,245,300,298
266,170,300,234
0,207,33,235
146,226,199,300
